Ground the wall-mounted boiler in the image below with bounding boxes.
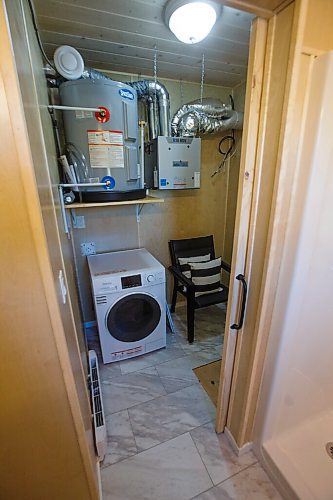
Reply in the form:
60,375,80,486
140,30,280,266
145,136,201,190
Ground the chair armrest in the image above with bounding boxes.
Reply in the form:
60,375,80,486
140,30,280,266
221,260,231,273
168,265,195,288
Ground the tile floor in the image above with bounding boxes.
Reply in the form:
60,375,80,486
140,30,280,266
87,304,282,500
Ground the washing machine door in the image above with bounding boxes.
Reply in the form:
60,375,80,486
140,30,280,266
106,293,161,343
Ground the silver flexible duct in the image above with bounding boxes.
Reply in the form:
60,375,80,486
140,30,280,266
128,80,170,137
81,68,170,137
171,98,243,136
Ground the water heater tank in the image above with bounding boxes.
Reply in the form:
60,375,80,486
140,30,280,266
59,79,144,201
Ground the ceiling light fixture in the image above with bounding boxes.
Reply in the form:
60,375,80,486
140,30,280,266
165,0,221,45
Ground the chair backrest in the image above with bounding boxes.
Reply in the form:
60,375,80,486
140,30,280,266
169,235,215,268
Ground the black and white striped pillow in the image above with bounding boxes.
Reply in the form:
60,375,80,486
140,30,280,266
189,257,222,297
178,254,211,279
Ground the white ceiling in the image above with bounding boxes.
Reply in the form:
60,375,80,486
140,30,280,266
34,0,254,87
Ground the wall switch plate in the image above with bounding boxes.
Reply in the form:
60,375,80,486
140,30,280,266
72,215,86,229
81,242,96,256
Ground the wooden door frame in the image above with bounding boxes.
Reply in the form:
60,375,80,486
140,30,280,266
217,0,294,18
216,0,309,445
215,16,268,433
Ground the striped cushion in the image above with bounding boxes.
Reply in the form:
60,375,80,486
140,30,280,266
189,257,222,297
178,253,211,279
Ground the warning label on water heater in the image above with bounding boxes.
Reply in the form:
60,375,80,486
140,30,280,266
87,130,124,169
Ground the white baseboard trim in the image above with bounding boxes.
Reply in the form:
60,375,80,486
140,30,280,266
224,426,253,456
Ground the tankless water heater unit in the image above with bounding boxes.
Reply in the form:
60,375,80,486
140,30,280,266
145,136,201,190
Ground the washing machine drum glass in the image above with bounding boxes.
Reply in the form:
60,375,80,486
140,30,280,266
107,293,161,343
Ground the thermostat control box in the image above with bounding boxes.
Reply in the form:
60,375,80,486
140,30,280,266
145,136,201,190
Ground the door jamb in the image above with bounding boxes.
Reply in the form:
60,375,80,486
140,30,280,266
215,16,268,434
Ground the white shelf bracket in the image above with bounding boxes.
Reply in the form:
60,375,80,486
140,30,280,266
71,209,78,227
58,185,71,238
136,203,144,223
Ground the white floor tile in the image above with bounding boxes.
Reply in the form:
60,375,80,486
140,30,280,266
190,422,257,485
101,371,166,415
101,433,213,500
101,410,137,468
128,384,216,452
193,463,282,500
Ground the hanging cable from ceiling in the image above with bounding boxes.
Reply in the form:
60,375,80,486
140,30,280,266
200,54,205,104
179,78,184,109
153,45,158,136
26,0,56,70
199,53,205,133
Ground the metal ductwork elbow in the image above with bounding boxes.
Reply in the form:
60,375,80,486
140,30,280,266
127,80,170,137
171,98,243,136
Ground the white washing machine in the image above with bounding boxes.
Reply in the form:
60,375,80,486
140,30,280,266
87,248,166,363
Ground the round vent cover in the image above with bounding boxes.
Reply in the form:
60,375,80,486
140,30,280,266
54,45,84,80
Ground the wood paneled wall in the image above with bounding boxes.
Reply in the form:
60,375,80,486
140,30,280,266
222,81,246,270
0,0,98,497
69,74,245,322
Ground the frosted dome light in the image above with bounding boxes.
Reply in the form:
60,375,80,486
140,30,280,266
165,1,220,44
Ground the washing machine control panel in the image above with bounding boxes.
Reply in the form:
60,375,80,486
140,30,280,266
143,270,164,285
121,274,142,289
120,271,164,288
93,268,165,295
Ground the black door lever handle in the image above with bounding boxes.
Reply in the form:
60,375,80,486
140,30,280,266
230,274,248,331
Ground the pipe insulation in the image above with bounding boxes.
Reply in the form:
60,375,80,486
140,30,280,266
80,68,170,137
171,98,243,136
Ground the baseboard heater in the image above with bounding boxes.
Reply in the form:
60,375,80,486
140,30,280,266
88,350,107,461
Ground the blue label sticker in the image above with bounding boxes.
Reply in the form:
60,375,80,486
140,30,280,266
160,179,167,187
119,88,134,101
102,176,116,190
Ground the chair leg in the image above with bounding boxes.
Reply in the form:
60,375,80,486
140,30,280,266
187,298,195,343
170,279,178,313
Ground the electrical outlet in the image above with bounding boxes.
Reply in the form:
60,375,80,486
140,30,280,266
73,215,86,229
81,242,96,256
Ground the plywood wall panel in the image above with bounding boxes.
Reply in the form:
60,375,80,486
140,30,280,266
9,0,96,455
223,81,247,270
70,73,244,320
139,138,229,301
0,1,98,497
72,207,139,321
303,0,333,53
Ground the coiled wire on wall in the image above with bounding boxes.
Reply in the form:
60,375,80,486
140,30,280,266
211,95,236,178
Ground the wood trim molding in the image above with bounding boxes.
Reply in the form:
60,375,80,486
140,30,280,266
215,16,268,433
274,0,295,14
217,0,294,18
239,0,309,445
217,0,273,18
224,427,253,456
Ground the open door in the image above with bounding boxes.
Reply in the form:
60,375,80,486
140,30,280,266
216,1,298,444
216,18,268,434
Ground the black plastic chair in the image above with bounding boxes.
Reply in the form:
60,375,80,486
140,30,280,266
169,235,230,343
